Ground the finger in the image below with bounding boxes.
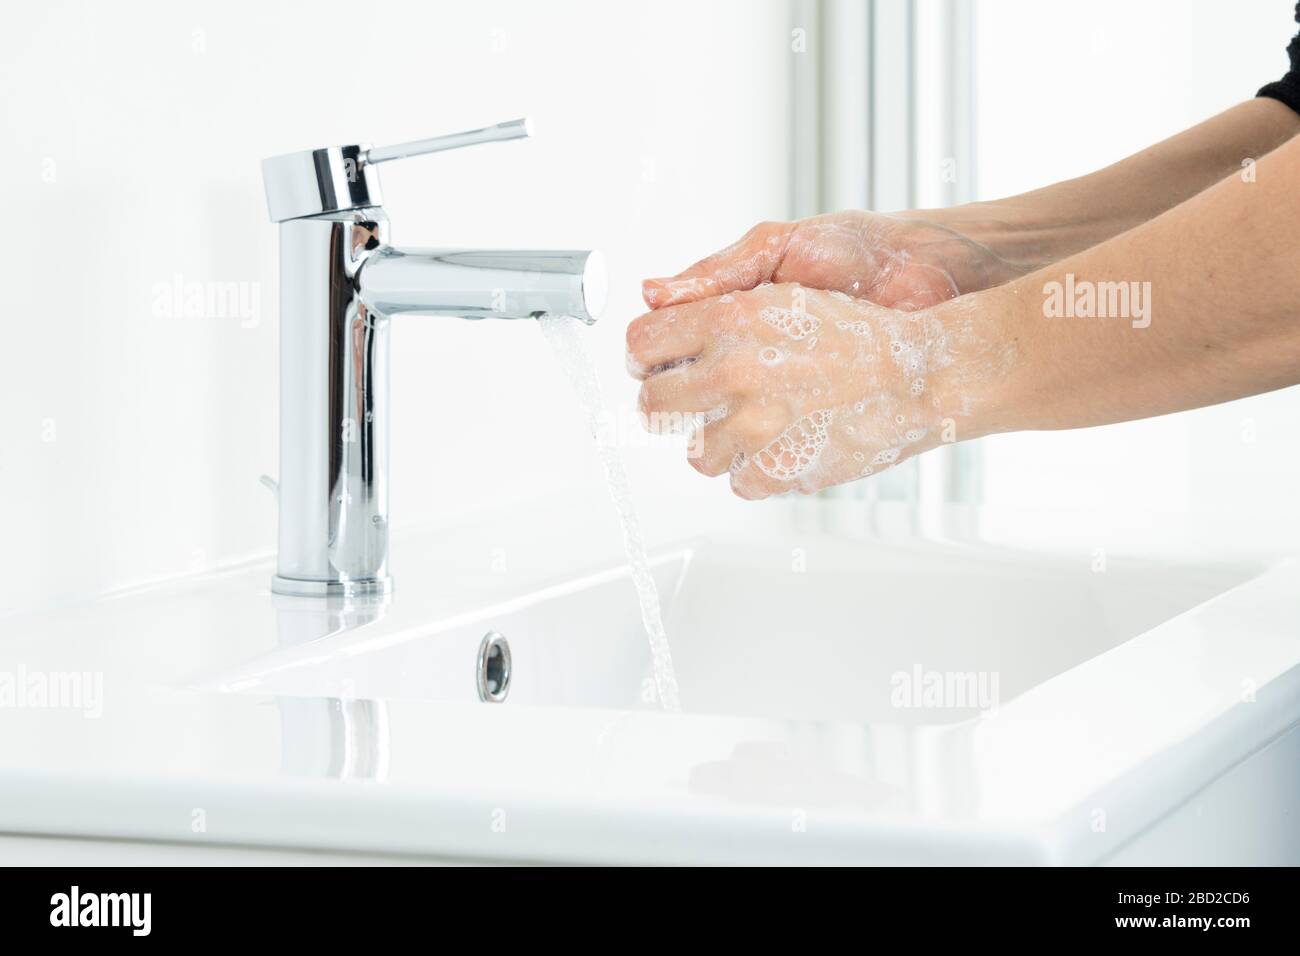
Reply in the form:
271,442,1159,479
728,458,791,500
637,356,736,425
642,220,794,309
688,404,785,477
625,296,747,379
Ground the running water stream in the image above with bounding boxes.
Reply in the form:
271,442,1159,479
538,315,682,712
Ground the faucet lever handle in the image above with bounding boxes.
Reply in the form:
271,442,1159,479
261,118,532,223
363,118,533,165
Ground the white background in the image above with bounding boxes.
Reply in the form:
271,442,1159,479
2,0,1296,615
1,0,792,614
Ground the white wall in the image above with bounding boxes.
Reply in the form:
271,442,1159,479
13,0,1286,616
972,0,1300,556
1,0,794,614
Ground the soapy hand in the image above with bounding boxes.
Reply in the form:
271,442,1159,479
642,211,1026,314
627,282,1010,498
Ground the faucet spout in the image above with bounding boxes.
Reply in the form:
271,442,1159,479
358,248,605,323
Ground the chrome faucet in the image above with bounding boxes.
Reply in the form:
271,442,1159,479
261,118,605,598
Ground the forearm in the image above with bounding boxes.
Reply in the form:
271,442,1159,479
957,129,1300,435
918,98,1300,278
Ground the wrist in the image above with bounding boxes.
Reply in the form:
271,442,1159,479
926,281,1044,441
890,202,1047,296
914,195,1136,283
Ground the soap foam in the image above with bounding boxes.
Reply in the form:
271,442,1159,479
758,306,820,340
753,409,833,483
835,319,875,339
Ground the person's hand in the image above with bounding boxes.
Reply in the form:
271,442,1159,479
642,210,1028,313
627,282,1013,499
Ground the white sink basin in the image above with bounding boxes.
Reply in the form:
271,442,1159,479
193,551,691,712
199,533,1250,726
1,497,1297,865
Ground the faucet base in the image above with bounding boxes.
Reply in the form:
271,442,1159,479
271,575,394,599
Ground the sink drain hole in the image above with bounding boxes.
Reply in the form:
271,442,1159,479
477,631,511,703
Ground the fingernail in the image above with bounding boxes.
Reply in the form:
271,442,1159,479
642,278,668,307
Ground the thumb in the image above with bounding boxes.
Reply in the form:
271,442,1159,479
642,220,794,309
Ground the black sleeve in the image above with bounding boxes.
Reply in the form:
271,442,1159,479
1258,2,1300,114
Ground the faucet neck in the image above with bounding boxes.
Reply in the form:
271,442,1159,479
272,211,392,598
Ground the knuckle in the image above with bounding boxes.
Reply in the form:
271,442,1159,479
637,380,661,414
690,453,724,478
625,313,654,352
625,319,646,356
626,309,675,351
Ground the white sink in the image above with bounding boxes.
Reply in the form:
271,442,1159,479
1,497,1297,865
193,552,690,712
200,533,1249,726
